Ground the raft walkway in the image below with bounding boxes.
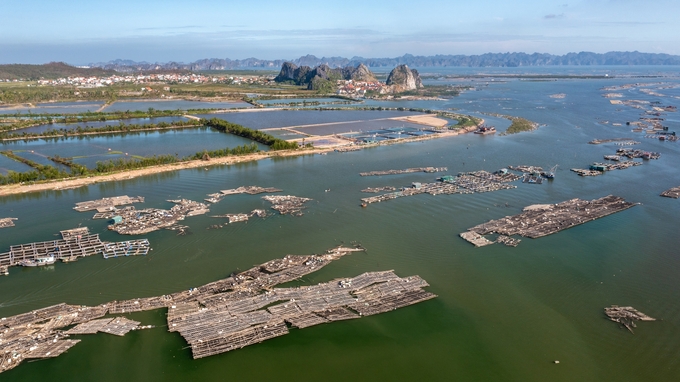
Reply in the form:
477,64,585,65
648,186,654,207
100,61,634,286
661,186,680,198
361,170,519,205
0,227,151,274
0,218,17,228
0,245,435,373
360,167,447,177
460,195,636,247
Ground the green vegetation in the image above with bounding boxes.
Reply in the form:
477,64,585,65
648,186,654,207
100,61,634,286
203,118,299,150
451,116,478,128
505,117,537,134
0,141,262,186
0,62,115,80
0,86,118,104
0,119,203,140
189,143,260,160
0,150,70,184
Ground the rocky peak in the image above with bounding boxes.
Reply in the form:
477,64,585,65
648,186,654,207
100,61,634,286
385,64,423,92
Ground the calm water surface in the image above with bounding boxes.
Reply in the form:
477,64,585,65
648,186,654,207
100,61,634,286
1,68,680,381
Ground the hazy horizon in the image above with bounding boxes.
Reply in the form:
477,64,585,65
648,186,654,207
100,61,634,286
3,0,678,65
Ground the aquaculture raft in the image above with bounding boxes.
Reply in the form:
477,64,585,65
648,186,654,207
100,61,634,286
73,195,144,212
661,186,680,198
0,246,436,373
361,170,519,205
360,167,447,176
605,306,656,333
0,218,17,229
460,195,636,246
0,227,151,273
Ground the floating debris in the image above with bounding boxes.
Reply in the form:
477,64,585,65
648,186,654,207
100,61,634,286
262,195,313,216
0,218,17,229
0,246,436,373
604,306,656,333
660,186,680,199
73,195,144,212
359,167,447,177
461,195,636,246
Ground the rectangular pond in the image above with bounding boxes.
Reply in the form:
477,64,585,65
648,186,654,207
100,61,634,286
14,116,191,135
103,100,251,112
0,128,268,169
0,102,105,115
293,120,428,136
194,109,424,130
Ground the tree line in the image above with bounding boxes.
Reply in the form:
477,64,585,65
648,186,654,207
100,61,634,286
0,142,262,185
202,118,299,150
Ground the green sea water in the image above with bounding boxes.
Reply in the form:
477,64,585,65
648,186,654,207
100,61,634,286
1,68,680,381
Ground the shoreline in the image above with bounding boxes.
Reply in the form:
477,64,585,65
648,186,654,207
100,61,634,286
0,126,477,197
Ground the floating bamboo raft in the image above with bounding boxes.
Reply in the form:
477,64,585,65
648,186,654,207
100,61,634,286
604,305,656,333
0,218,17,229
221,186,283,195
0,246,435,373
211,209,269,224
73,195,144,212
262,195,312,216
101,199,209,235
361,170,519,205
661,186,680,199
460,195,636,247
360,167,447,176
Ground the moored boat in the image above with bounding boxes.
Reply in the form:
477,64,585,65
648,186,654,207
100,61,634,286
20,255,56,267
474,125,496,135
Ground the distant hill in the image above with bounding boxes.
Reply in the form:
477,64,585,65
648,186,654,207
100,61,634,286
275,63,377,90
0,62,116,80
90,51,680,72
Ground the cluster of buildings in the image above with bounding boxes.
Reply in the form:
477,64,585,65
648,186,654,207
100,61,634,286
336,80,384,97
32,73,275,88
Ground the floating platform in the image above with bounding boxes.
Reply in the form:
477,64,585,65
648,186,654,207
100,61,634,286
605,305,656,333
262,195,312,216
461,195,636,246
73,195,144,212
661,186,680,199
359,167,447,176
0,246,435,373
361,170,519,206
102,239,151,258
103,199,209,235
220,186,283,195
0,218,17,229
0,227,152,274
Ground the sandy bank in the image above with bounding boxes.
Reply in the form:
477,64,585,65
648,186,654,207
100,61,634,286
0,125,479,197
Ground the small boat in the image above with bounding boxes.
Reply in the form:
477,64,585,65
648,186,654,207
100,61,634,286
20,255,56,267
474,125,496,135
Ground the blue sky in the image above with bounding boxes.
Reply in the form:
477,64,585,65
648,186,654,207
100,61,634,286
1,0,677,64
